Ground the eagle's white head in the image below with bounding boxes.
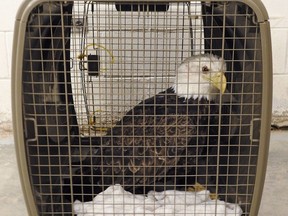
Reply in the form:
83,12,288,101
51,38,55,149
172,54,227,101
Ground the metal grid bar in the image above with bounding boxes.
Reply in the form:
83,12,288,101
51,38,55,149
18,1,266,215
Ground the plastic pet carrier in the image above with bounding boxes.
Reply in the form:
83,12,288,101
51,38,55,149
12,0,272,215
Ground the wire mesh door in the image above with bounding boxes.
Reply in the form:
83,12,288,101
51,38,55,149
12,0,272,215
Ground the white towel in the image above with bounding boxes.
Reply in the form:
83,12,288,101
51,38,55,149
74,184,243,216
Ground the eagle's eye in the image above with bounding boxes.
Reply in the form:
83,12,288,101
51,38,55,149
202,65,209,73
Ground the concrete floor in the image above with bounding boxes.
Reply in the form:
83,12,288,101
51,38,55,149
0,131,287,216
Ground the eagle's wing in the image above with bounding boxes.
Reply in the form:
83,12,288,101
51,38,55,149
93,91,197,189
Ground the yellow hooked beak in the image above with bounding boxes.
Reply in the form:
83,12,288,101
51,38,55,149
203,72,227,94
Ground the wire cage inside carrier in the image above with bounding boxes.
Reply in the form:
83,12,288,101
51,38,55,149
12,0,272,215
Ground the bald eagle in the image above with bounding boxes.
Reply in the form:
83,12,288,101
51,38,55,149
68,54,237,201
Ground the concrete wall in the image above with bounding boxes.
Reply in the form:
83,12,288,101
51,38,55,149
0,0,22,124
261,0,288,125
0,0,287,126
